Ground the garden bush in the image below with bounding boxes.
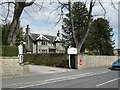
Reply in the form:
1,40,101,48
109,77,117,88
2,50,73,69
24,54,68,68
1,45,18,56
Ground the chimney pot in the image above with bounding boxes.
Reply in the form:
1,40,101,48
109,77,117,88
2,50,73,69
57,30,60,37
27,25,29,28
26,25,30,34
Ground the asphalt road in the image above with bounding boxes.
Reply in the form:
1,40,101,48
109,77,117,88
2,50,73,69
2,67,120,89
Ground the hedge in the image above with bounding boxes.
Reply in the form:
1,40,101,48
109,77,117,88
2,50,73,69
1,45,18,56
24,54,68,68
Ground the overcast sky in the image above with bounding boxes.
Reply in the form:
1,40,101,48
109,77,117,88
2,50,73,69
0,0,120,48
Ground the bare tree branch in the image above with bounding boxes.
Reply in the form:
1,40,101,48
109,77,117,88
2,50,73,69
33,2,42,11
24,0,35,7
69,0,78,47
50,0,55,5
111,0,118,11
98,0,106,18
51,14,62,28
50,5,61,14
34,1,48,12
5,3,10,21
23,9,31,18
85,0,88,6
92,0,96,7
0,2,15,5
0,13,6,22
80,0,94,51
0,2,15,22
93,13,106,17
57,0,69,10
48,0,67,29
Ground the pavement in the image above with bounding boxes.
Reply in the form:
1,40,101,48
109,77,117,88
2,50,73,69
2,65,75,79
29,65,75,75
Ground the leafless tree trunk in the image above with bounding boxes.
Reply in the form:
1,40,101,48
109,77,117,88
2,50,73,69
8,2,24,46
7,0,35,46
79,0,94,52
68,0,95,69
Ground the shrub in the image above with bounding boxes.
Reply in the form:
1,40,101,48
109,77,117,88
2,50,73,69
1,45,18,56
24,54,68,68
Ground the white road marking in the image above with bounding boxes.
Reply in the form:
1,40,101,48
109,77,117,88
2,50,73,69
3,70,110,88
96,77,120,87
17,70,110,88
3,72,91,87
4,70,110,87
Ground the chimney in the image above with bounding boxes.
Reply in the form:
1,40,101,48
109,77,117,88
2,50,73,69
57,30,60,37
26,25,30,50
26,25,30,34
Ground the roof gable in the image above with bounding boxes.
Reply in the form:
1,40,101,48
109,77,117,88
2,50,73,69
36,34,49,41
55,36,61,42
29,33,63,43
44,35,56,42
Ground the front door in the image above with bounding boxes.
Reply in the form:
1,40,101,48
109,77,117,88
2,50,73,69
70,54,76,69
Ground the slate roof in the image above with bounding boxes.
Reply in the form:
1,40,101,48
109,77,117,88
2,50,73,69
44,34,56,42
31,33,39,40
29,33,57,43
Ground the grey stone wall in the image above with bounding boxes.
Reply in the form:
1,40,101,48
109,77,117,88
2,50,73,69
78,55,117,69
0,57,29,77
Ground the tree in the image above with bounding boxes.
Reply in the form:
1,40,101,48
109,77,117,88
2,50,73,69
1,22,24,46
62,0,95,52
0,0,35,46
62,2,91,53
61,0,95,68
15,26,24,46
1,0,118,46
68,0,95,56
1,23,10,45
85,18,115,55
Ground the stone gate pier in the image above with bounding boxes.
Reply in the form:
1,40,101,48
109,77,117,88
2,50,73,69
0,57,29,77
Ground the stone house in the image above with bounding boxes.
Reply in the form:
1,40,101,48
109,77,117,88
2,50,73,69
25,25,66,54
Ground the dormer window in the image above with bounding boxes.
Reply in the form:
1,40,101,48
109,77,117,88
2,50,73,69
42,41,47,45
38,41,42,45
56,43,59,46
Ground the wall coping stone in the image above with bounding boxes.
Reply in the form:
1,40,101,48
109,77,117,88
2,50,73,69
0,57,18,59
